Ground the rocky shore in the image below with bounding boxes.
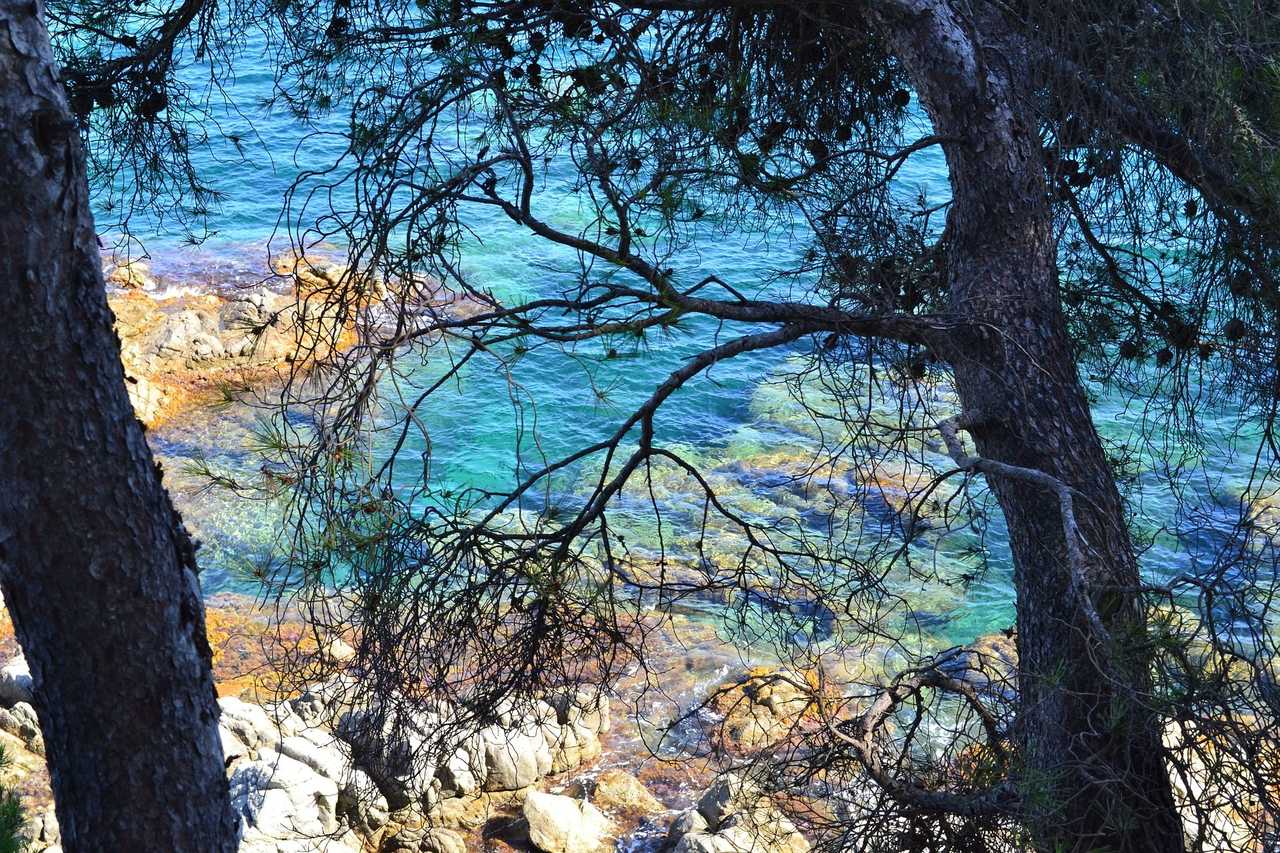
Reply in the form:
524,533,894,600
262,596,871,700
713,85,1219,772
105,250,494,430
105,255,361,428
1,588,1260,851
0,588,820,853
0,643,814,853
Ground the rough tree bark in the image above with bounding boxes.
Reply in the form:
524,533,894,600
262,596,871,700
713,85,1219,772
872,1,1185,850
0,0,238,849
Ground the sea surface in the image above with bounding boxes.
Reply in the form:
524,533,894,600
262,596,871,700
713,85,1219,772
101,35,1271,706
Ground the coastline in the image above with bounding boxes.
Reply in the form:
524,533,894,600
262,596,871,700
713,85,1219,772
32,251,1014,851
106,254,360,429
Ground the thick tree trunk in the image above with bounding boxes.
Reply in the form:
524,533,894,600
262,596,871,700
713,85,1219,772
0,1,238,849
874,2,1184,850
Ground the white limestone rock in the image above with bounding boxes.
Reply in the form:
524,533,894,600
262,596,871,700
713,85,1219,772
481,723,553,791
0,654,33,707
219,697,282,752
230,748,340,842
523,791,612,853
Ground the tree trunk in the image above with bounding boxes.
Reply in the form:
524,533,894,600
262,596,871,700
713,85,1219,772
0,1,238,849
874,2,1184,850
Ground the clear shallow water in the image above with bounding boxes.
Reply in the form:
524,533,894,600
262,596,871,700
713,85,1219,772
121,40,1270,665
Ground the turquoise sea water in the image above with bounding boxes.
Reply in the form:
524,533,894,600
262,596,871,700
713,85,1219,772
110,41,1272,662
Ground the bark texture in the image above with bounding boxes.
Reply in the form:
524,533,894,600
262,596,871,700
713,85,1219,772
872,1,1184,850
0,1,238,849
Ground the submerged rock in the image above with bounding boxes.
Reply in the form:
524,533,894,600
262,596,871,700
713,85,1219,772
933,632,1017,700
707,668,819,753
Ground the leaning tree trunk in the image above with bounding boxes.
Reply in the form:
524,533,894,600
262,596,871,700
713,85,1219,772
0,1,238,849
874,2,1184,850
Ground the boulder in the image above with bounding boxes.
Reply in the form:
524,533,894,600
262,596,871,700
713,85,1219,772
718,808,809,853
708,669,816,753
1164,719,1275,851
154,309,219,359
547,721,602,774
934,632,1018,700
220,287,287,329
263,700,309,738
666,809,709,844
237,835,353,853
124,373,169,426
219,726,250,766
230,749,341,842
0,655,32,707
320,636,356,665
279,728,350,782
672,816,809,853
430,790,509,831
273,254,346,293
673,833,730,853
438,734,487,796
107,263,360,429
22,807,59,850
696,773,761,828
337,705,440,808
106,260,155,290
587,768,663,816
546,688,610,734
523,791,612,853
218,287,302,364
272,253,388,302
0,701,42,754
337,766,390,839
482,723,553,791
379,802,432,850
188,331,226,361
288,675,357,728
668,774,809,853
420,827,468,853
220,696,282,752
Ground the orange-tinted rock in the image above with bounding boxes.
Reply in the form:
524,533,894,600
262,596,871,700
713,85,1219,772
110,279,361,429
571,768,664,819
707,668,825,754
105,259,156,290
